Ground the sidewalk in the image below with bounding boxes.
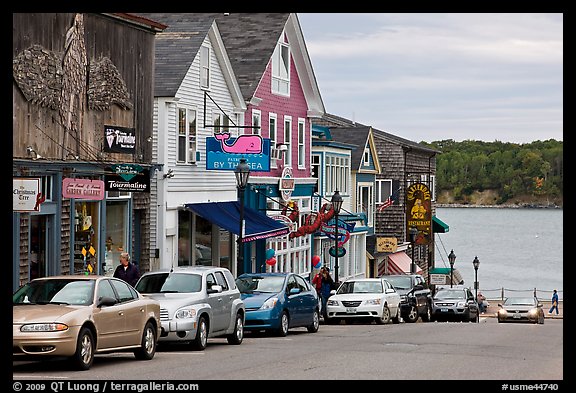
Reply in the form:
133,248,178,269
484,299,562,319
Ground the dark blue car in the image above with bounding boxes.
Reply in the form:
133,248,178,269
235,272,320,336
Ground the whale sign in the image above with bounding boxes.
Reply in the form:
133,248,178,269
206,133,271,172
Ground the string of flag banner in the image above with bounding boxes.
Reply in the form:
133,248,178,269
377,188,401,212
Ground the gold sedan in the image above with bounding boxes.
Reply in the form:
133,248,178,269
13,275,161,370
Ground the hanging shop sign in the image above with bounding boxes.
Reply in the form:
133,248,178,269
104,125,136,154
205,134,271,172
377,237,398,253
105,164,150,192
13,177,43,212
279,167,295,202
62,178,105,200
406,182,432,245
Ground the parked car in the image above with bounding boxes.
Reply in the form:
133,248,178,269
13,275,161,370
497,296,545,324
325,277,401,325
430,285,480,322
383,274,431,323
235,272,320,336
135,266,245,350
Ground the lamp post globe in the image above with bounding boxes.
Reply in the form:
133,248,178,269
234,158,250,276
473,256,480,318
448,249,456,288
331,190,343,284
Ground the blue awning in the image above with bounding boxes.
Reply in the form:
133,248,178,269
184,201,290,243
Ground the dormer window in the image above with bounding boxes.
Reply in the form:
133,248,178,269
200,46,210,89
363,148,370,166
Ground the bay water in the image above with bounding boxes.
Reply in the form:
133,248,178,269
433,207,563,301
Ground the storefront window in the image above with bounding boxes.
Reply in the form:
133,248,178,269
219,228,231,270
178,210,192,266
105,201,129,276
195,215,213,266
73,201,100,274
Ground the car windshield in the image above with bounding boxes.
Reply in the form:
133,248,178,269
135,273,202,293
13,279,95,306
504,297,536,306
337,281,383,294
434,289,466,300
236,276,285,293
385,276,411,290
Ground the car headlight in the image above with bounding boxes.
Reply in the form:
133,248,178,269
400,295,407,303
457,301,466,307
175,307,197,319
327,299,339,306
364,299,382,305
528,308,539,317
498,309,507,316
261,297,278,310
21,323,68,332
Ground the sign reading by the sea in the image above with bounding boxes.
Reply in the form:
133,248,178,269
206,133,271,172
105,164,150,192
406,182,432,245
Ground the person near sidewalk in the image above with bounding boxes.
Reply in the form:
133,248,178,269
548,289,559,314
477,292,487,313
312,267,324,314
113,252,140,287
320,267,335,319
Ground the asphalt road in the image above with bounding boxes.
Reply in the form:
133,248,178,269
13,316,563,384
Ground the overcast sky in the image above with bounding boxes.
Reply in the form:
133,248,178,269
297,13,563,144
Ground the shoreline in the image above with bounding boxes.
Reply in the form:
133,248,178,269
436,203,562,209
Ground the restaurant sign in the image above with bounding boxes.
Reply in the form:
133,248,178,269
105,164,150,193
406,182,432,245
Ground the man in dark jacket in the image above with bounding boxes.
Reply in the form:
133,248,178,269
113,252,140,287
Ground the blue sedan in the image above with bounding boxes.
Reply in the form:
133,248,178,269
235,272,320,336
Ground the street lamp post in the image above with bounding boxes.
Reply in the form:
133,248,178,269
234,158,250,277
409,226,418,274
331,190,343,284
473,256,480,321
448,249,456,288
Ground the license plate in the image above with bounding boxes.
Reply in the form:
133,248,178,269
441,308,448,312
346,307,356,314
513,313,521,319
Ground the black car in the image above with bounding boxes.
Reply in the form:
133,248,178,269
430,285,480,322
383,274,431,323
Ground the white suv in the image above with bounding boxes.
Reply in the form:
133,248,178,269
135,266,245,350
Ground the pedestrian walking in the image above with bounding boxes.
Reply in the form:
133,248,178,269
320,267,335,320
113,252,140,287
548,289,559,314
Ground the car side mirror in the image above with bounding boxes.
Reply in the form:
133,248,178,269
537,303,543,307
329,289,336,295
289,288,301,295
207,284,223,294
98,296,117,307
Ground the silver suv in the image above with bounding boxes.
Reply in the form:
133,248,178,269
430,285,479,322
135,266,245,350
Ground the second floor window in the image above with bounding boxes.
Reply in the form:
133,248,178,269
298,119,305,168
272,40,290,95
252,110,261,135
200,46,210,89
269,113,277,167
178,108,197,163
284,116,292,167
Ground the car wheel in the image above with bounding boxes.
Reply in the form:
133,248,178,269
376,304,391,325
70,327,95,371
421,303,431,322
307,309,320,333
190,316,208,350
405,305,419,323
391,307,401,324
134,321,157,360
462,309,471,322
226,313,244,345
276,311,289,337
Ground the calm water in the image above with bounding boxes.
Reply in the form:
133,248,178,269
434,207,563,300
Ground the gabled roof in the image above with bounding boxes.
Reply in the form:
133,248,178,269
135,14,216,97
317,112,440,154
329,126,380,172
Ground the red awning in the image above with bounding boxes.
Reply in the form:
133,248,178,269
380,251,422,275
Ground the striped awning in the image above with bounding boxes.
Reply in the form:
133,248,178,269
378,251,422,276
